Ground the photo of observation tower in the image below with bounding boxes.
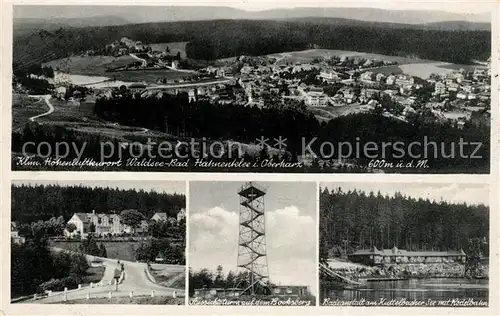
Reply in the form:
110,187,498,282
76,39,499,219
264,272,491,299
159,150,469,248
188,181,317,305
236,182,270,295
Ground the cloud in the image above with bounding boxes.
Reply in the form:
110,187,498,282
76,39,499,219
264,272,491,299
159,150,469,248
189,207,239,272
189,205,317,295
324,183,489,206
402,183,489,206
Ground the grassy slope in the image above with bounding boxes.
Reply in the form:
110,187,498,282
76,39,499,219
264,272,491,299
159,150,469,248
50,241,141,261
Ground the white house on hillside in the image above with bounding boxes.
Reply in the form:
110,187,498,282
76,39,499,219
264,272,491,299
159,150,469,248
64,210,148,238
151,212,176,224
151,208,186,223
11,222,26,245
177,208,186,222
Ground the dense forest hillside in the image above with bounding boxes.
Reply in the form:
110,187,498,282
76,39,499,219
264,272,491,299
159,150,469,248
11,184,185,223
319,187,489,256
90,93,490,172
13,19,490,68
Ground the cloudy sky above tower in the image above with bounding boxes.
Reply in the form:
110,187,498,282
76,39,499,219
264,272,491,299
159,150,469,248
189,181,317,295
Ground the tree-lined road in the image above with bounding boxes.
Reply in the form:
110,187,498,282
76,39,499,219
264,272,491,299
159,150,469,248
33,249,185,303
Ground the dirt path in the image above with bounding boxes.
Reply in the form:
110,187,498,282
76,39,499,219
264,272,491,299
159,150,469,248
28,95,54,122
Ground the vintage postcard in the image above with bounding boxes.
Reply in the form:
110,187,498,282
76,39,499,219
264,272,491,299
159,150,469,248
1,0,499,316
8,2,496,173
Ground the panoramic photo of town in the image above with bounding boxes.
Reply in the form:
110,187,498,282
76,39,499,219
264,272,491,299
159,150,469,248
319,182,489,307
11,180,186,305
188,181,317,306
11,5,492,173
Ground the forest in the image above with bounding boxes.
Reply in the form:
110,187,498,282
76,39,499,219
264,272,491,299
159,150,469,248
91,93,490,172
11,183,185,223
11,95,490,173
319,187,489,259
13,19,490,69
11,238,93,298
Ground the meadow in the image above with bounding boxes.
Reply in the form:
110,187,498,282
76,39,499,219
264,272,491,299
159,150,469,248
50,241,142,261
106,69,193,83
44,55,137,76
147,41,189,59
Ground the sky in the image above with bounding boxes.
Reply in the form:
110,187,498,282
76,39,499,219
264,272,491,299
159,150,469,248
189,181,317,295
11,0,495,14
11,179,186,194
321,182,490,206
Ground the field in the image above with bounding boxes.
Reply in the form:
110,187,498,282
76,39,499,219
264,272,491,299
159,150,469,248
36,98,96,123
268,49,440,65
12,94,49,130
398,63,458,79
147,41,189,59
107,69,194,83
368,65,404,75
44,55,193,84
268,49,471,77
436,63,481,72
43,55,137,76
50,241,142,261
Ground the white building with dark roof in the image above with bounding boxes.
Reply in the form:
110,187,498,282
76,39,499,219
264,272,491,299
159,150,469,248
11,222,26,245
64,210,148,238
348,246,467,265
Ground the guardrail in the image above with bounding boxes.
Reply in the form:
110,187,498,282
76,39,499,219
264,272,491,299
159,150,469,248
144,264,159,284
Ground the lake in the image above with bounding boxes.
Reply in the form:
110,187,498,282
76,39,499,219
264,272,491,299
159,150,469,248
323,278,488,304
53,72,137,89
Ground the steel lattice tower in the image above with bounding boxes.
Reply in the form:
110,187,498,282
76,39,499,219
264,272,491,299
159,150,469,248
237,182,269,295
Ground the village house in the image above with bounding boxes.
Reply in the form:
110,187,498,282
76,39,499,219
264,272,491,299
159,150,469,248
383,89,398,97
318,69,341,83
55,86,67,99
385,75,396,85
304,87,328,107
335,88,357,104
447,82,460,92
359,88,380,103
151,209,185,223
348,246,467,265
395,74,415,87
11,222,26,245
177,208,186,222
434,82,447,95
151,212,176,224
64,210,148,238
375,73,386,82
362,59,372,67
473,67,487,81
360,71,374,82
457,91,468,100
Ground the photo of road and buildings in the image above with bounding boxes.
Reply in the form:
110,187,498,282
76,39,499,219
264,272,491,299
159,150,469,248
11,5,492,173
11,180,186,304
188,181,317,306
319,182,489,307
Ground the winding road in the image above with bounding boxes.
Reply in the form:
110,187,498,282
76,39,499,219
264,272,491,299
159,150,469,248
28,95,54,122
32,248,185,303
